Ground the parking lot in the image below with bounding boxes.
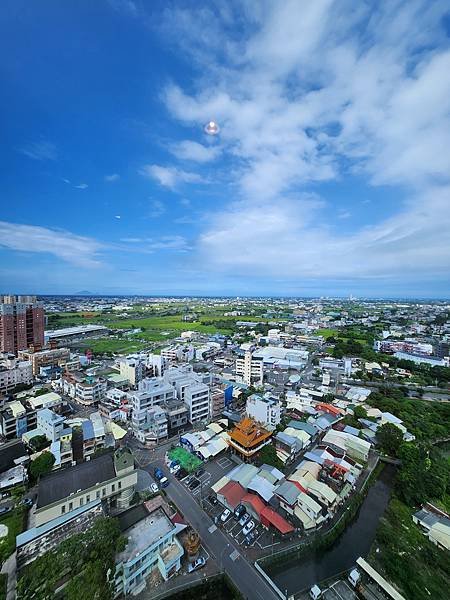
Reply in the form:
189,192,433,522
174,453,294,552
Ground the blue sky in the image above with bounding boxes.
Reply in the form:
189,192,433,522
1,0,450,298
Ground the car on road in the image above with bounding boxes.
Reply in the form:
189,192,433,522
242,520,255,536
187,556,206,573
208,494,218,505
220,508,231,523
150,483,159,494
239,512,250,526
234,504,246,519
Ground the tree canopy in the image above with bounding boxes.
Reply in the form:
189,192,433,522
29,452,55,482
377,423,404,457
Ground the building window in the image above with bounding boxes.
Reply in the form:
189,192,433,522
61,505,66,514
69,502,73,511
86,495,90,502
112,484,115,492
118,481,122,490
102,488,106,496
80,497,84,506
96,491,100,499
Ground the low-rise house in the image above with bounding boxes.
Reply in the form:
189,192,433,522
413,505,450,552
275,481,301,515
295,492,324,530
275,431,302,464
216,480,246,511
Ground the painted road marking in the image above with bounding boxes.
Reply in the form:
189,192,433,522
230,549,240,561
208,524,217,533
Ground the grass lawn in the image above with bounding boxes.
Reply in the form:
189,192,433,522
316,328,339,338
0,508,26,565
74,338,150,355
369,496,450,600
106,315,235,337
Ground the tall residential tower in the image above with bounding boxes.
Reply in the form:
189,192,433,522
0,295,45,355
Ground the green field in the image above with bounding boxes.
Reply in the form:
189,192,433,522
316,328,339,338
75,338,150,355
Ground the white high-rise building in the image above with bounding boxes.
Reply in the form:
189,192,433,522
246,394,281,430
235,350,263,385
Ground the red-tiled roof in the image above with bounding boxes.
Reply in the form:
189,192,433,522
316,403,342,416
260,506,294,534
217,481,246,509
171,512,186,525
242,492,266,516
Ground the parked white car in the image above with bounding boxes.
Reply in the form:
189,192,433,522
242,520,255,536
220,508,231,522
150,483,159,494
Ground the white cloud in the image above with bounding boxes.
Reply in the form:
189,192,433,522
140,164,205,190
19,140,57,161
120,235,190,252
170,140,220,163
108,0,138,18
161,1,450,283
75,183,89,189
149,199,165,217
104,173,120,182
199,185,450,280
0,221,103,268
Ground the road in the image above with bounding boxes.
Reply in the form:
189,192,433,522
149,457,282,600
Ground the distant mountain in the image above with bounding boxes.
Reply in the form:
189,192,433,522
75,290,95,296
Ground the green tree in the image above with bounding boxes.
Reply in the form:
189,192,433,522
29,434,49,453
353,405,368,421
377,423,404,457
257,444,284,471
29,451,55,481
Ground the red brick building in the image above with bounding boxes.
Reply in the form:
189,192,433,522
0,295,44,355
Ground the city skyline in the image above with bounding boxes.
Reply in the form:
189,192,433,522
1,1,450,298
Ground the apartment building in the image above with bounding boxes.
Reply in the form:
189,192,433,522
19,343,71,376
160,344,194,364
132,405,168,446
119,357,144,386
130,378,176,413
0,391,63,440
235,350,263,385
35,449,137,527
0,295,44,355
37,408,65,442
184,383,210,423
115,504,184,596
62,371,107,406
246,394,281,430
0,353,33,394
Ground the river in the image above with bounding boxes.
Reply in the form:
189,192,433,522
269,464,396,596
